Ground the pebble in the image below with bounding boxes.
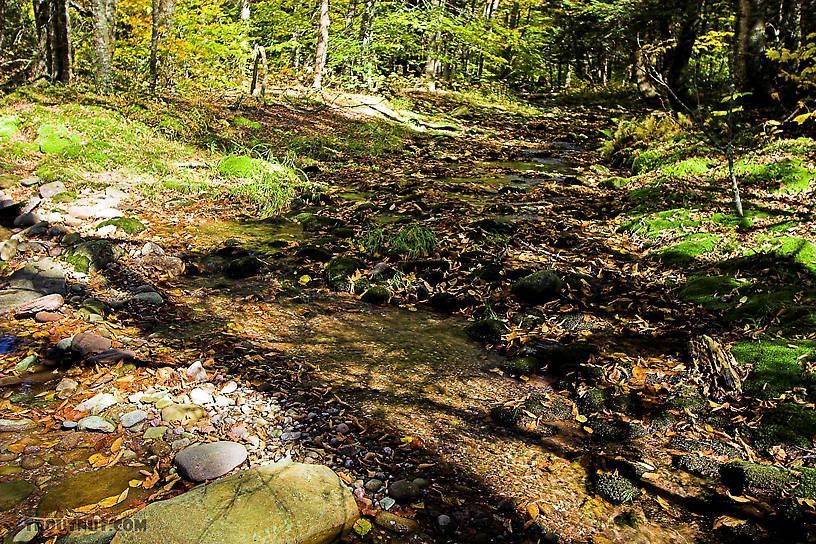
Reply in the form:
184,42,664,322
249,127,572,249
120,409,147,428
148,440,170,456
280,431,301,441
12,523,39,544
161,404,206,424
35,311,63,322
365,479,383,491
214,395,234,407
335,422,350,434
76,416,116,433
379,496,396,510
221,381,237,394
61,420,78,430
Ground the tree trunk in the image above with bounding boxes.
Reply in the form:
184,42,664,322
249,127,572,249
0,0,6,51
149,0,174,92
734,0,772,103
358,0,375,87
33,0,71,83
239,0,249,21
423,0,444,89
91,0,116,92
312,0,330,88
666,0,703,106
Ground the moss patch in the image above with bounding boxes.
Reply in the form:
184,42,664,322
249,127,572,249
732,338,816,399
678,275,747,309
0,116,19,143
753,402,816,449
659,233,720,265
97,217,146,234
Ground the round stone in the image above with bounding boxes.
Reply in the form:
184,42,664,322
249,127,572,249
173,441,248,482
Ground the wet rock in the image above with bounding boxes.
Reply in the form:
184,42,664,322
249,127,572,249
173,441,248,482
77,416,116,433
109,460,358,544
464,318,505,344
76,392,119,414
0,418,35,432
148,440,170,456
12,293,64,318
40,181,67,198
374,511,420,534
511,270,562,304
0,259,66,313
89,349,138,365
14,212,41,228
720,461,797,497
56,378,79,393
365,479,383,492
120,410,147,428
20,454,45,469
161,404,206,424
224,256,263,279
428,292,461,313
389,479,420,502
143,426,168,440
71,332,113,356
139,254,184,276
296,213,341,232
0,480,35,510
97,217,145,234
295,244,333,262
472,216,516,234
38,466,145,516
186,361,208,382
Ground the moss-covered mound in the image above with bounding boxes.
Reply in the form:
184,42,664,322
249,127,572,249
732,338,816,399
464,318,506,344
511,270,562,303
753,402,816,449
593,473,639,504
325,256,365,289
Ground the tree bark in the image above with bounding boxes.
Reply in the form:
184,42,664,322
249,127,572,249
149,0,174,92
734,0,772,103
666,0,703,106
32,0,72,83
358,0,375,87
91,0,116,92
423,0,445,89
312,0,330,88
239,0,249,21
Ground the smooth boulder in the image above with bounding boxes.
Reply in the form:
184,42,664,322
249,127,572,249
174,440,247,482
110,460,359,544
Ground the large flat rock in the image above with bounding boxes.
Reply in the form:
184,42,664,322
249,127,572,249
0,259,66,313
111,460,358,544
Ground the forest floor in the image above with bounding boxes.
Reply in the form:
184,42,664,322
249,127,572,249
0,87,815,544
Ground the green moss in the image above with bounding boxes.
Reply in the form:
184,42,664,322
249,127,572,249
753,402,816,449
742,159,815,195
794,467,816,499
732,338,816,399
501,356,539,375
594,473,639,504
600,176,633,189
51,191,77,203
772,237,816,272
35,162,78,183
96,217,145,234
218,155,256,177
63,252,90,274
325,256,365,289
659,157,714,180
233,116,262,130
361,285,390,304
678,275,746,309
621,208,701,238
464,318,506,344
0,115,19,142
659,233,720,265
491,393,573,428
720,461,796,496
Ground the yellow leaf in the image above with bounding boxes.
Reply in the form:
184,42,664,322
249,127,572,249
298,274,311,285
576,415,587,423
128,479,143,487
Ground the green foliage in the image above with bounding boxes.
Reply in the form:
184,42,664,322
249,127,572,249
738,159,815,195
0,116,19,143
358,223,438,258
600,114,691,168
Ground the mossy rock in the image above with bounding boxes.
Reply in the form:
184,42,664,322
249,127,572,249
501,356,539,376
587,417,646,441
593,473,639,504
464,318,505,344
530,342,598,375
753,402,816,449
794,467,816,499
295,244,333,262
471,263,503,283
39,133,74,154
659,233,720,266
81,298,106,316
325,256,365,289
294,213,341,232
720,461,797,497
52,191,78,203
64,240,122,273
62,232,82,245
224,256,263,278
674,453,721,478
579,387,642,416
97,217,145,234
233,116,262,130
732,338,816,399
511,270,562,304
428,292,461,313
361,286,389,304
599,176,632,190
491,393,573,428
